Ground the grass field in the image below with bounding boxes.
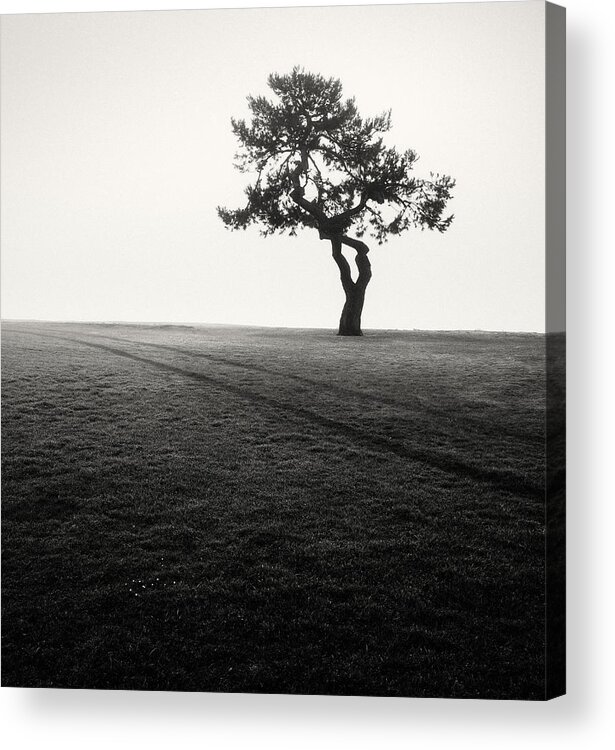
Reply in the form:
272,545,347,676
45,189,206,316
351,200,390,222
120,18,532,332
1,321,549,698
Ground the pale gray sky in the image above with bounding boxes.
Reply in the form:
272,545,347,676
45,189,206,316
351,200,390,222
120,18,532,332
1,2,546,331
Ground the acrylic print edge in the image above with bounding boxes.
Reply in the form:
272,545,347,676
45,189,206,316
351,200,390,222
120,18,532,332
545,0,566,701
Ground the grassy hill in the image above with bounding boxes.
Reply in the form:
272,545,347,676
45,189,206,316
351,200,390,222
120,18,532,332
1,321,549,697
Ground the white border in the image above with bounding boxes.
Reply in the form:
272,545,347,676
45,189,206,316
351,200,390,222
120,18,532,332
2,1,615,748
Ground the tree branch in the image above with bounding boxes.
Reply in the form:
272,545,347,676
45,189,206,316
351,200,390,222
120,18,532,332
331,237,355,295
288,153,330,225
290,186,328,225
340,235,369,255
341,235,372,291
331,193,368,225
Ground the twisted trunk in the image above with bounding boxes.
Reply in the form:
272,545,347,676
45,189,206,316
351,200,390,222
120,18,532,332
331,236,372,336
288,172,372,335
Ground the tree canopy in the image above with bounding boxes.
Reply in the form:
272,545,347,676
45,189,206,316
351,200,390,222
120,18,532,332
217,67,455,244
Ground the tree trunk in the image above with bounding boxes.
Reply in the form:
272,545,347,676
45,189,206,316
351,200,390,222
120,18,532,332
331,236,372,336
288,180,373,336
338,285,366,336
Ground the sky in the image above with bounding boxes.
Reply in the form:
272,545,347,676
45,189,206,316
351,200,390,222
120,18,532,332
0,1,546,331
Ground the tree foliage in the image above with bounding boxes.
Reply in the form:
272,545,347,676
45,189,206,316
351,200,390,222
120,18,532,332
218,67,455,244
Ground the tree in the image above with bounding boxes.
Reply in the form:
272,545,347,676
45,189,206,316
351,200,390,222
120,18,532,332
218,68,455,336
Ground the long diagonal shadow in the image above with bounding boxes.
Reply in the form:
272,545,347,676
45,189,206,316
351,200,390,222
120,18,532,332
35,326,544,446
37,328,441,415
4,327,543,500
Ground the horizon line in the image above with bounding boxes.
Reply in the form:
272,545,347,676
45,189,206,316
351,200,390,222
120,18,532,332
0,317,554,335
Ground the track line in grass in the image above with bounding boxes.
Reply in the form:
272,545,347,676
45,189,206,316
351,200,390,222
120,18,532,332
3,326,543,500
13,324,544,447
56,330,447,413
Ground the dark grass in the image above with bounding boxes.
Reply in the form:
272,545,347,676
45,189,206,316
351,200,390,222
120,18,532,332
1,321,550,698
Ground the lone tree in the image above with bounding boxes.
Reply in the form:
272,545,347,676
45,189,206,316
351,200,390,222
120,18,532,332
218,68,455,336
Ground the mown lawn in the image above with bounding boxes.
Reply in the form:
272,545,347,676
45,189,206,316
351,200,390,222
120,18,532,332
2,321,548,698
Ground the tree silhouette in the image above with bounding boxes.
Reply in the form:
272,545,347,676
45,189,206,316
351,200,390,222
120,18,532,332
218,68,455,336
